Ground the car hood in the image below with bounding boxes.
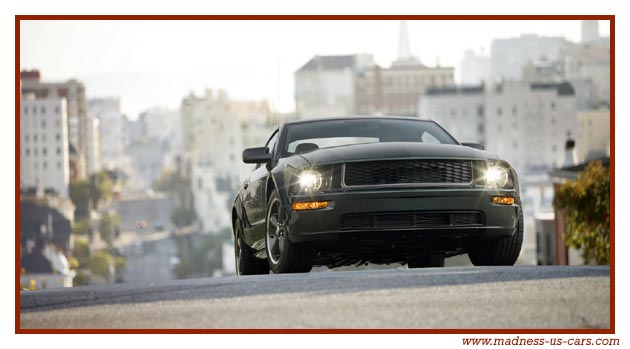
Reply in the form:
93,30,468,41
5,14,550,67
296,142,500,165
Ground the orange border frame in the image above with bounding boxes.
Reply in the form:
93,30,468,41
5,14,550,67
15,14,615,335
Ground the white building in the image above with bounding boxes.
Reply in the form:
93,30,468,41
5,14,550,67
88,98,129,171
180,90,244,233
490,34,568,82
21,71,90,180
419,81,577,174
562,39,610,107
86,114,101,174
229,100,275,181
295,54,373,118
460,49,490,85
581,20,600,43
576,108,610,163
20,96,71,198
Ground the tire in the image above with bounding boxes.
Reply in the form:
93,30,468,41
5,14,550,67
266,189,316,274
468,210,524,266
234,217,269,275
408,256,445,268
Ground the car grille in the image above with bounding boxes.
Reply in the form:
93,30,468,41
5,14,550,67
340,211,483,230
343,160,472,186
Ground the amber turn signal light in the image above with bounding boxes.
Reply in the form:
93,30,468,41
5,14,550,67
292,201,328,211
492,196,515,205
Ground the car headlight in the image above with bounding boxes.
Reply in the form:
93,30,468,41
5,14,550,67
288,165,335,195
298,170,323,191
485,166,509,188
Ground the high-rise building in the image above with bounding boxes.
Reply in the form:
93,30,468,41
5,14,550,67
20,95,71,198
21,70,90,179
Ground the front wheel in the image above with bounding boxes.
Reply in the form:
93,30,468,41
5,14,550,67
234,217,269,275
266,189,316,274
468,211,524,266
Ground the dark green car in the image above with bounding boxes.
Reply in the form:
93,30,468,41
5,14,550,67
232,117,523,275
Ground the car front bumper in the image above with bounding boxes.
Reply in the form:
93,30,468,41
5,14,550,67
286,188,520,243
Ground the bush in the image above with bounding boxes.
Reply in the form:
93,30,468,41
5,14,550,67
68,256,80,269
99,213,120,245
114,256,127,273
553,161,610,264
72,218,91,235
90,251,114,278
73,270,91,286
171,207,197,228
73,238,90,267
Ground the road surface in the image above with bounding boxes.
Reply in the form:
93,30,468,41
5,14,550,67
20,265,610,329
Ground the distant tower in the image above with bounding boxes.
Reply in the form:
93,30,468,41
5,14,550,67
394,21,422,67
581,20,600,43
398,21,412,61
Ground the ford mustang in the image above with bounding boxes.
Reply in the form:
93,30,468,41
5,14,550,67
232,116,522,274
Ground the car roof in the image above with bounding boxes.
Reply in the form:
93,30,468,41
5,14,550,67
283,116,436,126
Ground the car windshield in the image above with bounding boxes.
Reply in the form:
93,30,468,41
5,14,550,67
281,118,458,157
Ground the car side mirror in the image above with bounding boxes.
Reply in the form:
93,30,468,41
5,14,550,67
242,147,272,164
461,142,485,150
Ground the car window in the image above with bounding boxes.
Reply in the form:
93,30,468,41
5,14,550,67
421,132,441,144
287,137,378,153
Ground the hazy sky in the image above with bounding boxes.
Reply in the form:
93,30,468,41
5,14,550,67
20,20,610,118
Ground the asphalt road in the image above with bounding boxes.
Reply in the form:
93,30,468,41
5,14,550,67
20,266,610,329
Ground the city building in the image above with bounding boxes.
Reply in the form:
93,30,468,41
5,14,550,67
125,117,167,190
229,100,275,181
460,48,490,85
20,95,71,199
562,39,610,107
139,106,182,170
355,22,454,117
419,81,577,174
180,90,244,233
581,20,600,43
21,70,90,179
490,34,568,82
576,108,610,163
354,63,454,117
419,85,486,144
88,98,129,172
86,113,101,174
294,54,374,118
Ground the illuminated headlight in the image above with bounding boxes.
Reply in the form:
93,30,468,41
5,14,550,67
298,170,323,191
485,166,509,188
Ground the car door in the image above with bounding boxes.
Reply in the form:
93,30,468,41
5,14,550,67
242,130,279,245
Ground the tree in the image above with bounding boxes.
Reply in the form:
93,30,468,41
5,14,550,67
171,207,197,228
99,212,121,245
69,170,115,220
69,181,91,219
553,161,610,264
